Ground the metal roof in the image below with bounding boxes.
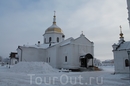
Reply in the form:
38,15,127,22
117,41,130,50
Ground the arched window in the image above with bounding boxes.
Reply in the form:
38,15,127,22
49,57,50,63
44,38,46,43
65,56,67,62
47,57,50,63
46,58,48,63
49,37,51,42
57,37,59,42
125,59,129,67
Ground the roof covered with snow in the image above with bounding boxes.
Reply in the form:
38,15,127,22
60,37,74,46
19,34,92,49
20,43,58,49
117,41,130,50
27,44,49,49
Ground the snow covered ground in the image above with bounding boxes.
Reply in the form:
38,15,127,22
0,62,130,86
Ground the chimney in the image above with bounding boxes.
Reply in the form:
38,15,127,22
38,41,40,47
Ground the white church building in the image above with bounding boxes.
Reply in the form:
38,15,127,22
112,28,130,73
112,0,130,74
17,13,94,69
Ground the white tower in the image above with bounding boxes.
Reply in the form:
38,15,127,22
43,11,65,44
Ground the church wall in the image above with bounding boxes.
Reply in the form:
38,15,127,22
18,47,45,62
71,44,81,68
57,44,74,69
17,49,21,62
55,45,64,68
38,49,46,62
72,36,94,67
71,44,94,68
65,44,80,69
73,35,93,47
46,46,58,68
113,50,129,73
73,35,94,56
57,42,94,69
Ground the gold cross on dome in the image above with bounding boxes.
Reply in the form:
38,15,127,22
120,25,122,29
82,31,83,34
119,25,122,33
54,11,56,16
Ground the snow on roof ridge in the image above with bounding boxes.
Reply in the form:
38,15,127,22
60,37,74,46
117,41,130,50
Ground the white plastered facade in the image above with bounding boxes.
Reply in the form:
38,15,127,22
17,14,94,69
112,31,130,73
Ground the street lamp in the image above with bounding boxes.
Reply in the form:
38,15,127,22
127,51,130,80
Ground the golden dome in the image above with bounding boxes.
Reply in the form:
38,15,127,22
45,11,63,34
45,23,63,33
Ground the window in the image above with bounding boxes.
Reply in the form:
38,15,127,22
49,57,50,63
125,59,129,67
46,58,48,63
44,38,46,43
15,61,17,64
57,37,59,42
65,56,67,62
47,57,50,63
49,37,51,42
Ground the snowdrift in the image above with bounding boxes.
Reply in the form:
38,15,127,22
9,62,58,74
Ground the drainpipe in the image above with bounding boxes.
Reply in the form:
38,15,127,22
18,46,22,61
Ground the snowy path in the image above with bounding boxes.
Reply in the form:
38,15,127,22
0,66,130,86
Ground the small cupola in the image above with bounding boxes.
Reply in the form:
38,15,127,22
43,11,65,44
45,11,63,34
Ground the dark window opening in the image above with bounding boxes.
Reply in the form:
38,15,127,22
125,59,129,67
65,56,67,62
57,37,59,42
49,57,50,63
46,58,48,63
49,37,51,42
62,35,65,38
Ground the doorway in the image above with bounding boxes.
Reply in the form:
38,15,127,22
80,53,93,68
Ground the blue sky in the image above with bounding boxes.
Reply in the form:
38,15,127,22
0,0,130,61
